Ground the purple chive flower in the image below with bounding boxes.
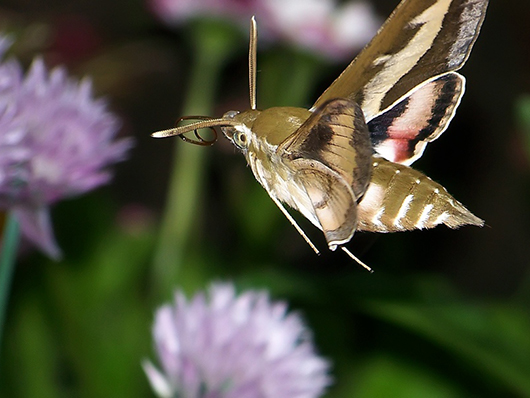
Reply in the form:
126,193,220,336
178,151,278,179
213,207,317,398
257,0,381,60
0,35,131,259
143,283,331,398
149,0,255,26
148,0,380,60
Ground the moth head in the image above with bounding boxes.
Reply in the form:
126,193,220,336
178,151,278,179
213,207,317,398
221,109,261,151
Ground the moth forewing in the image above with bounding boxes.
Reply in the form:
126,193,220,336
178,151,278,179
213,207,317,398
313,0,488,121
279,99,373,200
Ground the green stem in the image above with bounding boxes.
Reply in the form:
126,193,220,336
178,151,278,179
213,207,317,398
152,20,242,298
0,212,21,350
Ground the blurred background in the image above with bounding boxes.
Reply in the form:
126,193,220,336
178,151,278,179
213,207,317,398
1,0,529,396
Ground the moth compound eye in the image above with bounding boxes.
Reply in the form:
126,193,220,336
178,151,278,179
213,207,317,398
233,131,249,149
223,110,240,119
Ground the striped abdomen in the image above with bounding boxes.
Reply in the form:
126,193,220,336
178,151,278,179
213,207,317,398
357,157,483,232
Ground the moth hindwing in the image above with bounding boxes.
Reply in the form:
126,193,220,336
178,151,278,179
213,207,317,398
152,0,488,267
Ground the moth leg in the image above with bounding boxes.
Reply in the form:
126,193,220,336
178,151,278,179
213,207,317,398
269,195,320,255
341,247,373,273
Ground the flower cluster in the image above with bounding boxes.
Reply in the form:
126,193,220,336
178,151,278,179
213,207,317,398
257,0,380,60
144,283,331,398
0,35,131,258
149,0,253,26
149,0,380,60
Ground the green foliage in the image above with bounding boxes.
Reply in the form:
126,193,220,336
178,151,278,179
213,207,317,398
2,196,156,397
516,95,530,155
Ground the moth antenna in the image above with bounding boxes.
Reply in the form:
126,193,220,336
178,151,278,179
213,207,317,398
341,247,373,273
249,16,257,110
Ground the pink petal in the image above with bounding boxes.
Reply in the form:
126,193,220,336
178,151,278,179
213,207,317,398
13,205,62,260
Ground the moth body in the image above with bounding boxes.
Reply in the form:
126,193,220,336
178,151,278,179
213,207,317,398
357,157,483,232
152,0,489,265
